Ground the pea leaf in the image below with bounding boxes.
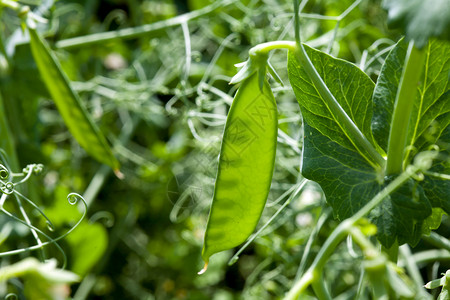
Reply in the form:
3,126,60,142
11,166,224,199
287,42,447,247
67,221,108,276
28,27,120,171
300,123,381,220
288,45,383,168
382,0,450,48
201,73,278,267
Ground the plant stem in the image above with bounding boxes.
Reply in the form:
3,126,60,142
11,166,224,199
56,0,238,49
385,41,426,175
422,232,450,252
249,41,296,56
0,94,19,171
312,273,332,300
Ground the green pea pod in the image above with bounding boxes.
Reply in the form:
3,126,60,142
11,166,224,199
200,73,277,272
28,27,120,173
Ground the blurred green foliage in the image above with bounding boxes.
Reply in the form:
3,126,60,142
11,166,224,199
0,0,448,299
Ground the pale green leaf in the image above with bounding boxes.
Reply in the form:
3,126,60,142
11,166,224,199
67,221,108,276
28,27,120,171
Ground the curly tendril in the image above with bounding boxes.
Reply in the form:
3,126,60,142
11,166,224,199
16,164,44,185
5,293,18,300
0,193,88,269
1,182,14,195
67,192,83,205
0,164,9,180
89,211,115,227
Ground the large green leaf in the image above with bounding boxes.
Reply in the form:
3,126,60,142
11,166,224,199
28,27,120,171
300,123,380,220
421,124,450,215
406,40,450,161
287,43,442,247
288,45,382,168
202,73,277,267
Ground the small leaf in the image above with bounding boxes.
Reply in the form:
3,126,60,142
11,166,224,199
28,27,120,170
202,73,277,265
66,221,108,276
0,257,79,300
425,274,446,289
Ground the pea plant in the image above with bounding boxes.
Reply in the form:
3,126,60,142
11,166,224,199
200,0,450,299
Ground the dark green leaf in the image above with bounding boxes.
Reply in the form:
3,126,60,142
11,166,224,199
371,178,431,247
422,124,450,216
288,44,440,247
300,123,380,220
372,39,408,152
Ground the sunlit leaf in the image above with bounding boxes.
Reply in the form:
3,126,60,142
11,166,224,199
28,26,120,171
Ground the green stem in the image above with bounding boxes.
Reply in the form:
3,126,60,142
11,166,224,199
56,0,238,49
422,232,450,252
399,245,425,287
385,41,426,175
312,273,332,300
249,41,296,56
408,249,450,265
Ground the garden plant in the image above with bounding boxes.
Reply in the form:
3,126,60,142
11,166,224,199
0,0,448,299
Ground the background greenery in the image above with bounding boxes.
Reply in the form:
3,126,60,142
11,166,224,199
0,0,448,299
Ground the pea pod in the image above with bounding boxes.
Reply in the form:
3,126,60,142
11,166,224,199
28,27,120,172
201,73,277,271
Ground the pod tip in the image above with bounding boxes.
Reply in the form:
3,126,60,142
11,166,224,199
114,169,124,180
197,262,208,275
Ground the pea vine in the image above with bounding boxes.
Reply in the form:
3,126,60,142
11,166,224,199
199,0,450,298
